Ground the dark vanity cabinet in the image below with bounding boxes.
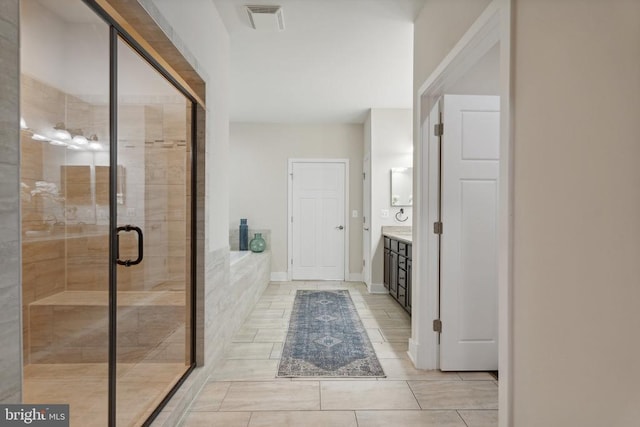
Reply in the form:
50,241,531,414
383,236,412,314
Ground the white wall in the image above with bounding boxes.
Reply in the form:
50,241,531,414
21,0,177,103
412,0,492,173
229,123,364,279
20,0,68,95
511,1,640,425
413,0,493,98
365,108,413,289
414,0,640,425
150,0,230,252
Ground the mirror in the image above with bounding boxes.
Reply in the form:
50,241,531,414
390,167,413,206
95,165,125,205
61,164,125,210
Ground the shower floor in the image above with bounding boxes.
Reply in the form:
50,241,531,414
23,362,187,427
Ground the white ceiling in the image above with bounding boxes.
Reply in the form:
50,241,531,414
212,0,426,123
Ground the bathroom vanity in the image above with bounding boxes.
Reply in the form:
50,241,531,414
383,227,412,314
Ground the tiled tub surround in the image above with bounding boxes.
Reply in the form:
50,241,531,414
229,228,272,252
152,247,272,427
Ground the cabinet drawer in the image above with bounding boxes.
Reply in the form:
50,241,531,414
390,239,399,253
398,242,411,256
383,248,390,288
397,254,407,269
384,237,391,249
397,284,407,304
397,267,407,287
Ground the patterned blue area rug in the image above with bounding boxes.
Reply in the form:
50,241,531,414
277,290,385,377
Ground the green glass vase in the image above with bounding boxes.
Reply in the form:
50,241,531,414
249,233,266,253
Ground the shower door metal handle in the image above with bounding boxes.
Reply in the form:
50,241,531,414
116,225,144,267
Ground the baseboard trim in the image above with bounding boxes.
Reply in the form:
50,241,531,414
271,272,366,283
408,338,419,366
270,272,288,282
348,273,363,282
367,282,387,294
409,337,439,370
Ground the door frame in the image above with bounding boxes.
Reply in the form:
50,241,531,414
287,158,350,281
410,1,513,426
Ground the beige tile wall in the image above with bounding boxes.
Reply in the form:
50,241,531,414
21,75,192,365
0,0,21,404
28,302,184,364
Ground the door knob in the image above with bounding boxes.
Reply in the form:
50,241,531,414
364,227,369,231
336,225,344,230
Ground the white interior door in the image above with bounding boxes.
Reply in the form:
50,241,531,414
291,161,346,280
363,154,371,286
440,95,500,371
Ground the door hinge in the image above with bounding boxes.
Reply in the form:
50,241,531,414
363,259,365,267
363,172,366,180
434,123,444,137
433,221,443,235
291,259,293,265
433,319,442,333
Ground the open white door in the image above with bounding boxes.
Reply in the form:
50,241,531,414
439,95,500,371
291,161,346,280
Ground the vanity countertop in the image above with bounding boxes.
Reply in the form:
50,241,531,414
382,226,412,244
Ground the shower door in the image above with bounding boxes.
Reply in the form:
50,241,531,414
20,0,112,425
112,36,194,426
20,1,196,425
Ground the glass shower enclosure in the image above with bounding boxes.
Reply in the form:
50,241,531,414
20,1,196,425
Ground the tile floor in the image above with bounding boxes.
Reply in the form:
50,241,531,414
180,281,498,427
23,362,187,427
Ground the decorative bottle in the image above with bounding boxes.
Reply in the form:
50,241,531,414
239,218,248,250
249,233,266,253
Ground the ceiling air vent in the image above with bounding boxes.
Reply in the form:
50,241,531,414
245,5,285,31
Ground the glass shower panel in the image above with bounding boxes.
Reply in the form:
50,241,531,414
115,37,192,426
20,0,110,425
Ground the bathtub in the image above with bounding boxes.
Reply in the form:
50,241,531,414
230,250,251,266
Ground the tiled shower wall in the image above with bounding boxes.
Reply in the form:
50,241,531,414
20,74,191,365
0,0,21,404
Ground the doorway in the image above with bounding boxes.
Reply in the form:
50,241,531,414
411,1,512,424
20,1,196,425
288,159,349,281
